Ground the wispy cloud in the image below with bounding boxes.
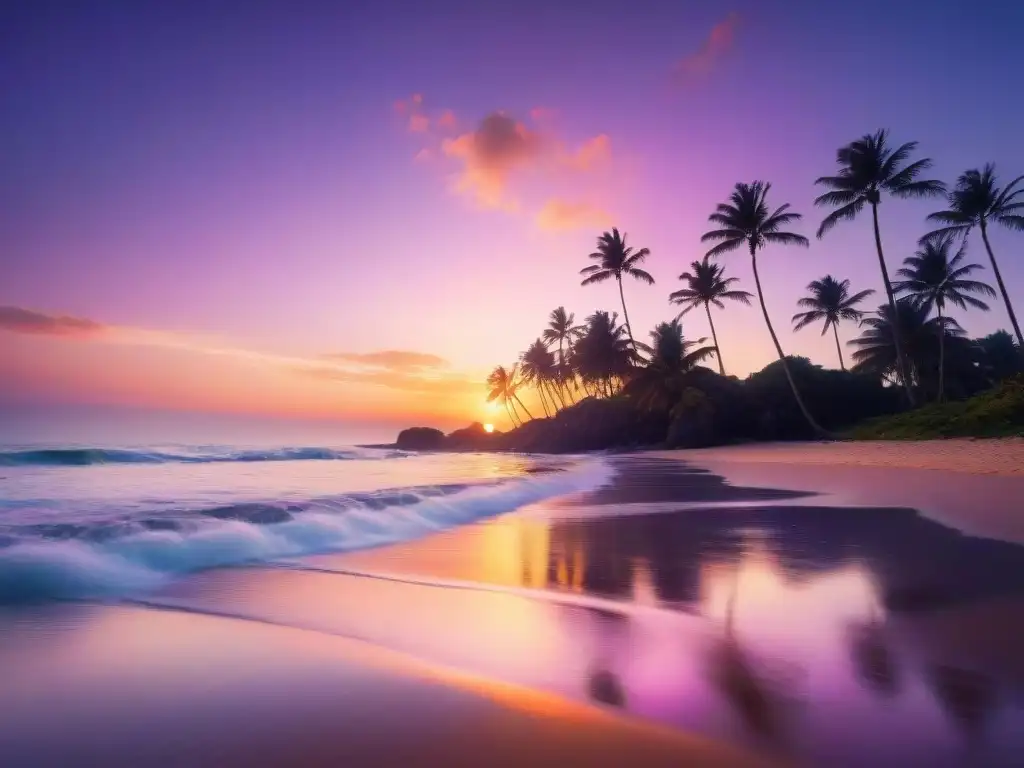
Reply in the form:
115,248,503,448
322,350,448,371
674,12,740,83
2,305,471,396
561,134,611,172
0,306,106,337
535,199,612,231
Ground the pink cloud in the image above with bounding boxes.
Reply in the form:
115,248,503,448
437,110,457,129
414,148,434,163
442,113,544,209
535,200,612,231
675,12,740,82
0,306,106,337
408,113,430,132
562,134,611,171
529,107,556,122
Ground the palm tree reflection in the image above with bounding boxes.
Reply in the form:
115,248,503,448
848,613,901,697
707,565,798,746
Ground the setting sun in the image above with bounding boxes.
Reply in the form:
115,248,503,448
484,423,495,433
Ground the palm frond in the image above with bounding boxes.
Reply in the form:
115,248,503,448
581,271,614,286
816,199,865,237
627,267,655,285
889,179,946,199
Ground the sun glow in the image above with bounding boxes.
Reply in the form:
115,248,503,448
484,423,495,433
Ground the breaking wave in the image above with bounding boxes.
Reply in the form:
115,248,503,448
0,446,404,467
0,458,610,604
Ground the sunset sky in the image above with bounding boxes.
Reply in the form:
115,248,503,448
3,0,1024,432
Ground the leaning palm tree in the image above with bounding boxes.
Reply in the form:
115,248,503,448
814,130,946,405
580,228,654,351
922,164,1024,347
669,258,752,375
520,338,562,416
701,181,826,436
792,276,874,371
542,307,584,399
895,238,994,401
486,364,533,426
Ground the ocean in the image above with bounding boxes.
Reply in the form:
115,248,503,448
0,409,609,604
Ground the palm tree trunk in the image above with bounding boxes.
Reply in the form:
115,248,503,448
937,305,946,402
749,245,829,438
549,380,566,409
872,202,917,406
513,394,534,421
832,323,846,371
536,383,551,417
617,276,637,352
504,401,520,428
705,303,725,375
980,220,1024,347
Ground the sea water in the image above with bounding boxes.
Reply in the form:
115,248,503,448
0,413,609,603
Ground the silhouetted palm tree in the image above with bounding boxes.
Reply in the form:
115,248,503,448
701,181,826,436
895,238,995,401
572,310,635,397
630,319,716,412
814,130,946,405
542,306,584,399
792,276,874,371
520,338,562,416
486,364,533,425
922,164,1024,347
580,228,654,351
669,258,752,375
486,365,520,426
850,299,969,396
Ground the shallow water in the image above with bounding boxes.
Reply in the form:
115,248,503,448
0,443,606,602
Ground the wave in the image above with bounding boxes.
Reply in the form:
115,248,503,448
0,458,611,604
0,445,405,467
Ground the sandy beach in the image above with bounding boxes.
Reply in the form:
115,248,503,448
4,454,1024,766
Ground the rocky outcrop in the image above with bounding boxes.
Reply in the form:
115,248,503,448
395,426,445,451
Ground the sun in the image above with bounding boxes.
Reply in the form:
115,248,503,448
484,423,495,433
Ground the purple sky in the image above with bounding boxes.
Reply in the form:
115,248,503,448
2,0,1023,426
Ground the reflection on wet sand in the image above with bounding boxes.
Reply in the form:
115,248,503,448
508,458,1024,765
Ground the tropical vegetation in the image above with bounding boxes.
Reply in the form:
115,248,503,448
477,135,1023,449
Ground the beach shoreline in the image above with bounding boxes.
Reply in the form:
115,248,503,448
642,436,1024,477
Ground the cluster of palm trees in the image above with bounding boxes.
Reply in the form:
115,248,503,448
486,130,1023,433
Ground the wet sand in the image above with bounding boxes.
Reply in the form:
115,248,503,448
0,603,765,767
4,455,1024,766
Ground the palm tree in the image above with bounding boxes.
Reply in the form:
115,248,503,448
814,129,946,405
572,310,635,397
669,258,752,375
630,319,716,412
894,238,994,401
791,276,874,371
542,307,584,400
850,299,970,397
486,364,533,426
701,181,826,436
580,228,655,351
922,164,1024,347
486,365,520,427
520,338,562,416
